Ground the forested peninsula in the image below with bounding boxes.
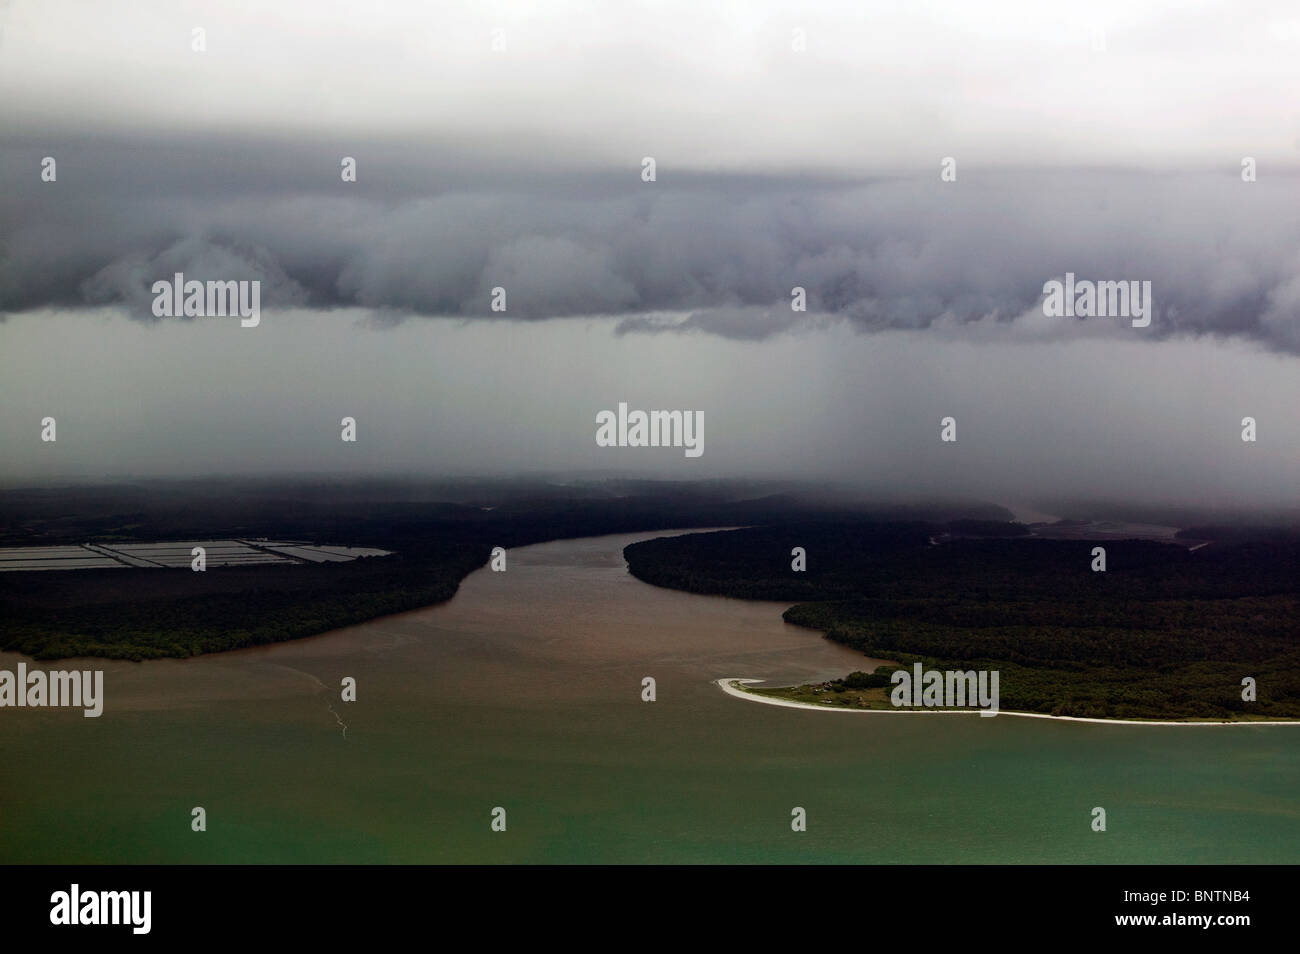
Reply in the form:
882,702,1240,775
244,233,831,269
624,523,1300,720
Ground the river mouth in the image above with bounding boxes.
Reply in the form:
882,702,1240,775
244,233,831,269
2,529,1298,864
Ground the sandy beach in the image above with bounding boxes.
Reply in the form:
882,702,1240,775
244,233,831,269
716,678,1300,727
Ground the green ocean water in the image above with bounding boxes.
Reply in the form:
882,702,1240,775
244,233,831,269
2,531,1297,863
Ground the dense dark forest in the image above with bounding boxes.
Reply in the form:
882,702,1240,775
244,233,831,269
0,478,1008,660
624,523,1300,720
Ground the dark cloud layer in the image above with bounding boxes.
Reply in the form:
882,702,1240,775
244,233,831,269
3,140,1298,352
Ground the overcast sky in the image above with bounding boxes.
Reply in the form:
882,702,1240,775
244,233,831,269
1,1,1298,510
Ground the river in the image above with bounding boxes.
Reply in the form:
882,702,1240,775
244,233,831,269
1,530,1296,863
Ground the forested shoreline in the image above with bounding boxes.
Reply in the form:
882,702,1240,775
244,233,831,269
624,523,1300,720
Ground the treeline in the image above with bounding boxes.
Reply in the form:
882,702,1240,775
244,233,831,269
0,548,488,660
1175,525,1300,543
626,524,1300,601
624,523,1300,719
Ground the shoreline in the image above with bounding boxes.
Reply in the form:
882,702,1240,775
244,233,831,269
716,678,1300,727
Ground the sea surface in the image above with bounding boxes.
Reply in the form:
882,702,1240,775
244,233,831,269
1,530,1297,863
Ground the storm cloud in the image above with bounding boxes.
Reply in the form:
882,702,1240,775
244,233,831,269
3,139,1300,352
2,0,1299,501
3,1,1299,350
